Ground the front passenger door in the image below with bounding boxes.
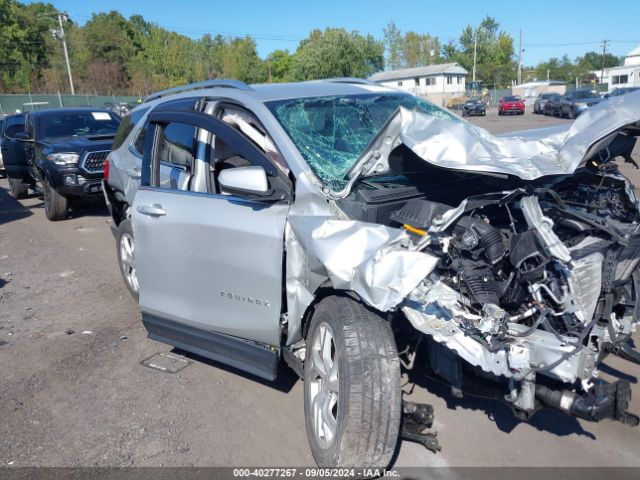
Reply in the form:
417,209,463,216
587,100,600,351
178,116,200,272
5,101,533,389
132,110,290,380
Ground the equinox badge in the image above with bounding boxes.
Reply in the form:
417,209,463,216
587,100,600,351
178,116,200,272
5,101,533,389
220,291,272,308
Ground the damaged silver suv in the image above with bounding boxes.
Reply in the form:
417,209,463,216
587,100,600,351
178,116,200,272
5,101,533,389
107,79,640,467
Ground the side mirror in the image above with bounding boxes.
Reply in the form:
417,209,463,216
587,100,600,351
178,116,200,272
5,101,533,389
218,165,269,196
15,131,33,142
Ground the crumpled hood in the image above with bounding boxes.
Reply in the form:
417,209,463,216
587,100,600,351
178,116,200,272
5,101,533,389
356,90,640,182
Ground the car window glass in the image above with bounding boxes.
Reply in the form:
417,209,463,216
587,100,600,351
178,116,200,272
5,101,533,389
112,108,149,150
3,117,25,138
133,123,147,155
38,111,119,138
217,105,289,175
158,122,196,168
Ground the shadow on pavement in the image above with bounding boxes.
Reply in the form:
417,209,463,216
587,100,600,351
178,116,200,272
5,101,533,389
171,347,300,394
0,185,33,226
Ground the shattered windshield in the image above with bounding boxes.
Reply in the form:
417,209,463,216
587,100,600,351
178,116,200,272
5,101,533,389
266,93,457,191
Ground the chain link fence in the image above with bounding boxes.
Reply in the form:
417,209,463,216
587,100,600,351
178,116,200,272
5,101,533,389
0,93,142,115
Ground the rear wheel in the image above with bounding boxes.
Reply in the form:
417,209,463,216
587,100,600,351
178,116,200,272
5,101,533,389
43,178,68,221
303,296,401,468
116,218,139,300
8,177,28,199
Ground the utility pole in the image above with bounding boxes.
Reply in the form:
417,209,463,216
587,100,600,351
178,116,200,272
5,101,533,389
472,26,478,82
51,13,75,95
600,39,609,87
517,29,522,85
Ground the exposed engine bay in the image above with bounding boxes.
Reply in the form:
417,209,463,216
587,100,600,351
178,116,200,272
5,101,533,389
334,147,640,425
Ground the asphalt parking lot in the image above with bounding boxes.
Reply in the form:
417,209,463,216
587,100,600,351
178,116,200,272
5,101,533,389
1,110,639,468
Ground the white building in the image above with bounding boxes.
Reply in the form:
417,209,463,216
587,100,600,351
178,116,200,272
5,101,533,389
592,45,640,90
369,63,468,105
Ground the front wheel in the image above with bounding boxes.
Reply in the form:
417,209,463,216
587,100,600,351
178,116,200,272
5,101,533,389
116,218,139,300
43,179,68,221
303,296,401,468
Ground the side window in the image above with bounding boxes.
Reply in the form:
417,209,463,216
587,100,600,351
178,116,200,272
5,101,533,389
216,104,289,175
133,123,147,155
158,122,196,168
3,118,25,139
112,108,148,150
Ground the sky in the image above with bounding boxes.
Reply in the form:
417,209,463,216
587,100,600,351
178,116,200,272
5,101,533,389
29,0,640,66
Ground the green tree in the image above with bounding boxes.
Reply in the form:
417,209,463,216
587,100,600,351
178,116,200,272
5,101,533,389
290,28,384,81
443,16,515,87
383,22,441,69
0,0,57,92
383,21,402,70
219,36,266,83
266,49,293,82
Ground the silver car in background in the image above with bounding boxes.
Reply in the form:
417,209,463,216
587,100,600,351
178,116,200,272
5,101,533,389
533,92,557,114
105,81,640,468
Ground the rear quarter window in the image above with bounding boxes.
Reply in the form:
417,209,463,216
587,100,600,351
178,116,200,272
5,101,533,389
110,108,149,150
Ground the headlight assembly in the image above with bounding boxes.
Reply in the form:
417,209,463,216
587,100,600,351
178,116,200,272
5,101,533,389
47,153,80,165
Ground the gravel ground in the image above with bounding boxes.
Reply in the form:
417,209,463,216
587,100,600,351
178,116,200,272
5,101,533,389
0,111,639,468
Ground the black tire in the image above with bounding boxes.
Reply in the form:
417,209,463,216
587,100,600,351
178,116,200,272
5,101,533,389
8,177,28,199
568,108,576,120
303,296,401,468
43,178,68,221
116,218,139,300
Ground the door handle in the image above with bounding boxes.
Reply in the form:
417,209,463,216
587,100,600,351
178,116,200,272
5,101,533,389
137,204,167,217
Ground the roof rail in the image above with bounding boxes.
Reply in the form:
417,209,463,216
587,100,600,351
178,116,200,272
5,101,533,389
144,79,253,103
322,78,381,86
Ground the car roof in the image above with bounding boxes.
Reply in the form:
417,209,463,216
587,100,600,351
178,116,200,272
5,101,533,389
141,79,399,108
248,80,396,102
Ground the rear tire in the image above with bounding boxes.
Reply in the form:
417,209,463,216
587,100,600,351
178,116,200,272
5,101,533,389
116,218,139,300
8,177,28,199
43,178,68,221
303,296,401,468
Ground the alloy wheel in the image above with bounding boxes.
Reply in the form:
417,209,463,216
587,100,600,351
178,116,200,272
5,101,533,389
119,232,138,294
308,322,339,448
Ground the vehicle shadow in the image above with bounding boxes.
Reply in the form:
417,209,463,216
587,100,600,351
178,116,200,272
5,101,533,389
24,198,110,220
171,347,300,394
66,201,110,220
0,185,33,226
405,367,597,440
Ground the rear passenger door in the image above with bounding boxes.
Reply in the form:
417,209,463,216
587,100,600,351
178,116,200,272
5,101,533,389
132,110,290,380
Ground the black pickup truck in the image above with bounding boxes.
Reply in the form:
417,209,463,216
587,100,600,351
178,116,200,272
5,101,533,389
7,108,120,220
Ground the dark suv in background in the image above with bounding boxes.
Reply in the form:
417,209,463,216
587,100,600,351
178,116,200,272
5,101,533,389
559,89,603,118
12,108,120,220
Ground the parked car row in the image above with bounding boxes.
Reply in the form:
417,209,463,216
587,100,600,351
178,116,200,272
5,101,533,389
3,80,640,468
534,87,640,119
